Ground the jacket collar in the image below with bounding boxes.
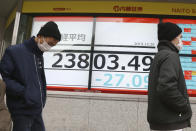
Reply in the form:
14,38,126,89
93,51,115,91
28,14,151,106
24,36,43,56
157,40,179,53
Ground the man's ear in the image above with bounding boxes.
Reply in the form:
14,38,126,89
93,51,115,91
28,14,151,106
37,36,44,44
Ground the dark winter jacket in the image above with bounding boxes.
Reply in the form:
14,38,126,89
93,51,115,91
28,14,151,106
147,40,192,130
0,37,46,115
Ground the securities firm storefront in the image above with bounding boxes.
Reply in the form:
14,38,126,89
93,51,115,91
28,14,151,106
4,0,196,96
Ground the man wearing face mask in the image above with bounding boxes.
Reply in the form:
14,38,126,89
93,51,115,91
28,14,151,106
0,21,61,131
147,22,192,131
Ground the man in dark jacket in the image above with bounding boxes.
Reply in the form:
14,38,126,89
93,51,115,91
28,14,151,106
147,22,192,131
0,21,61,131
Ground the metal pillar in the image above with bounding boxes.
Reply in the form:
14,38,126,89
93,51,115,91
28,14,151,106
11,0,23,45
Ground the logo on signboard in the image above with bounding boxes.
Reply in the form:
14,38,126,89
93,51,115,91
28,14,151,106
172,8,196,14
113,5,143,12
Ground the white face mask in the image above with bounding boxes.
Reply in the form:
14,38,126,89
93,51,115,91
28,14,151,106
176,38,183,51
37,38,52,52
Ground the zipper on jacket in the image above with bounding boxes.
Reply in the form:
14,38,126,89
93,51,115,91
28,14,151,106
34,55,43,110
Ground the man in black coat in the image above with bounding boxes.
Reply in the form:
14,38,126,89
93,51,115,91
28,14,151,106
0,21,61,131
147,22,192,131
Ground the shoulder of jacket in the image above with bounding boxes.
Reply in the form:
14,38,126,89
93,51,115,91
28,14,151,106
167,51,179,60
155,50,178,66
6,43,25,53
159,50,178,59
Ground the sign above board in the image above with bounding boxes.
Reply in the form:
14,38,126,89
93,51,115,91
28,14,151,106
22,1,196,16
